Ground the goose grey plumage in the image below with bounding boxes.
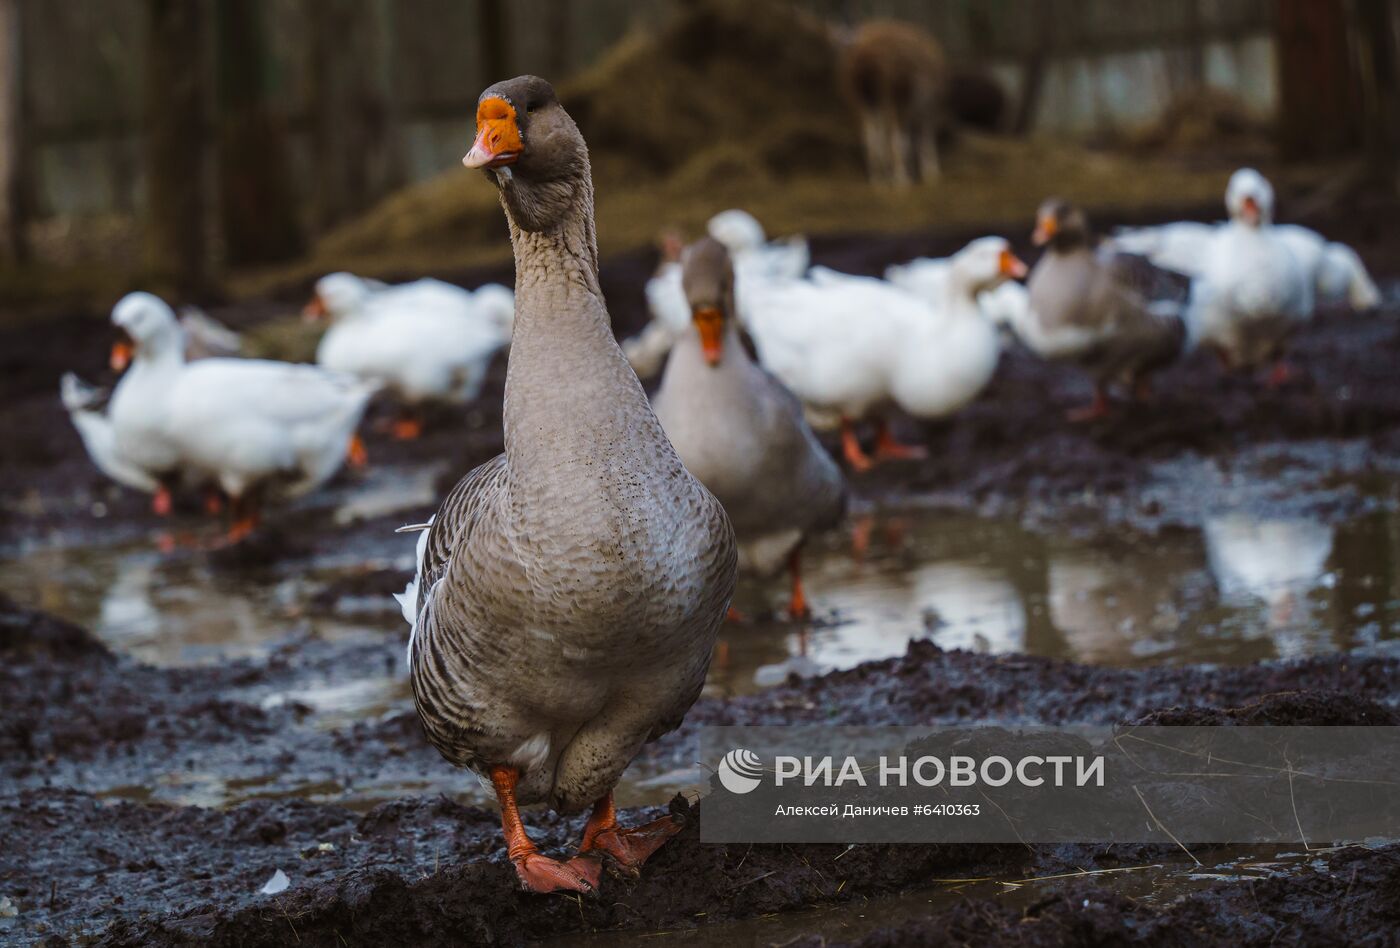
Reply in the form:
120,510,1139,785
1026,199,1192,420
652,237,844,618
399,76,736,895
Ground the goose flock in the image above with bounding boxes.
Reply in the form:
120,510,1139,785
57,73,1384,894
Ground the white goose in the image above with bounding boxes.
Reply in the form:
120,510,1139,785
61,372,163,498
745,237,1023,470
1273,224,1382,311
1107,221,1218,277
1112,208,1380,312
106,292,375,540
1191,168,1313,379
307,272,514,437
886,254,1032,335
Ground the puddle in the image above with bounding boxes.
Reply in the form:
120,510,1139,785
5,505,1399,711
3,492,1398,811
0,541,395,666
707,507,1400,696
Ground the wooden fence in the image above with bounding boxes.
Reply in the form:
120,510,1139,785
2,0,1291,272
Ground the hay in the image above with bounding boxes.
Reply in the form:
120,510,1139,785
561,0,846,180
271,2,1309,298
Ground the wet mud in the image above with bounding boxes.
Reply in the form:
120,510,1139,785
2,205,1399,945
3,594,1400,945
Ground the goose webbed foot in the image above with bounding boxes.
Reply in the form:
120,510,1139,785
224,494,260,544
491,765,600,895
1066,386,1111,422
579,792,682,877
872,420,927,462
840,417,874,472
1265,360,1295,389
512,852,601,894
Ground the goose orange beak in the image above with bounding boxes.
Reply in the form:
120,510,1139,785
999,249,1028,279
302,294,328,321
1241,195,1261,226
1032,214,1057,247
693,306,724,366
110,340,133,372
463,97,522,169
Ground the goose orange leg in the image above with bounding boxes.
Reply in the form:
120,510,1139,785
579,791,683,876
787,547,810,621
226,495,259,544
1067,385,1111,422
490,766,600,894
873,419,927,461
152,485,173,516
391,411,424,440
851,514,873,561
346,433,369,468
840,417,873,472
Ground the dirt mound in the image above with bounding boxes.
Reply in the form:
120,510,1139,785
802,843,1400,947
563,0,855,182
1132,690,1400,726
0,594,111,662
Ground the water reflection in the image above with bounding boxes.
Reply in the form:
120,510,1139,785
0,542,387,665
711,507,1399,695
4,505,1398,705
1204,513,1335,657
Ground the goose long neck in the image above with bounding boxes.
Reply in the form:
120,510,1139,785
131,337,185,377
940,272,985,317
500,175,670,486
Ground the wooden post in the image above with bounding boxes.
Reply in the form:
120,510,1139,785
543,0,571,80
308,0,403,233
1348,0,1400,187
1276,0,1358,158
1012,0,1057,136
144,0,208,295
478,0,510,87
0,0,29,266
215,0,303,265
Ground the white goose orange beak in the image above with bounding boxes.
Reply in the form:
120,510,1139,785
110,339,133,372
1240,195,1261,226
999,248,1028,279
302,294,328,321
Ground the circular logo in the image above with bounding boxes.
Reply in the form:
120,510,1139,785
717,748,764,794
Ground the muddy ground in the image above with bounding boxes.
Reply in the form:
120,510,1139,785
2,201,1400,945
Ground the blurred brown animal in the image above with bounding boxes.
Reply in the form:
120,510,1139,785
838,19,949,188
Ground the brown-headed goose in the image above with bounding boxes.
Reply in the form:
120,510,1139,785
396,76,736,895
652,237,845,619
1025,199,1193,420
